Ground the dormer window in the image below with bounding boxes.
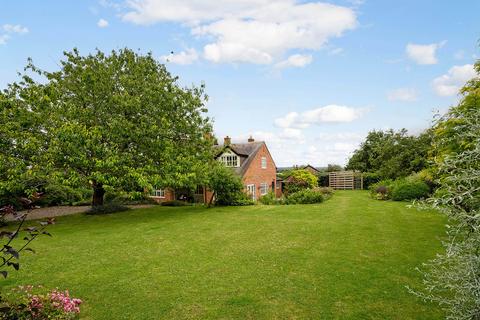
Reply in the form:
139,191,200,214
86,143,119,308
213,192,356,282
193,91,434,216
219,151,239,167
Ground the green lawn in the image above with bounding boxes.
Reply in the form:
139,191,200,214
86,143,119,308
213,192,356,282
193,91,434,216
5,191,446,319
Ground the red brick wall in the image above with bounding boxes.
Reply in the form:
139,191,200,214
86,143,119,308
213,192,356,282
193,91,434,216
242,143,277,199
150,188,175,203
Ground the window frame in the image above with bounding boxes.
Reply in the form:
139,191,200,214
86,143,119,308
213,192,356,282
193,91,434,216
152,188,165,198
219,151,240,167
260,183,268,196
261,156,267,169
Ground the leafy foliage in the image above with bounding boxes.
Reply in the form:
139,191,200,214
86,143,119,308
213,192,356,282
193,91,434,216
1,48,213,207
206,164,248,206
284,169,318,195
286,189,324,204
390,180,430,201
346,129,432,180
411,58,480,319
0,196,54,280
1,285,82,319
85,203,130,215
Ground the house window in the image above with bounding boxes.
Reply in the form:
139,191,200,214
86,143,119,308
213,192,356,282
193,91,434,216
219,153,239,167
260,183,268,195
246,184,256,200
261,157,267,169
152,188,165,198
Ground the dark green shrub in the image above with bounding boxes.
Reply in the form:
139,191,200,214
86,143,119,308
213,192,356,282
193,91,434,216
363,172,381,190
85,203,130,215
390,180,430,201
286,189,324,204
317,172,329,187
207,164,246,206
36,183,84,206
160,200,190,207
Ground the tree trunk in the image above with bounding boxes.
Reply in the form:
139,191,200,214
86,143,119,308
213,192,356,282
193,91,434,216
92,182,105,207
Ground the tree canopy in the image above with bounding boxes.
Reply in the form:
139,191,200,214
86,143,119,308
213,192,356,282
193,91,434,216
1,48,214,206
346,129,432,179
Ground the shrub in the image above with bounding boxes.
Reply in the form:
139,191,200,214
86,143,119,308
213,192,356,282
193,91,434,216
160,200,189,207
390,179,430,201
284,169,318,195
1,285,82,319
36,183,84,207
85,203,130,215
259,192,285,205
369,179,394,200
317,172,329,187
207,164,246,206
363,172,381,190
286,189,324,205
315,187,334,198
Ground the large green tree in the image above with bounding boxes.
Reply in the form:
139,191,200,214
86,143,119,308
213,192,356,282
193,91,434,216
1,48,213,206
346,129,432,179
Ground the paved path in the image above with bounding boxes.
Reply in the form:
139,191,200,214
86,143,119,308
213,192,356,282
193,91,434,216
8,204,155,221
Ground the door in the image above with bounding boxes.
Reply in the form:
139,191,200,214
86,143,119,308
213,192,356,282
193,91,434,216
246,184,256,200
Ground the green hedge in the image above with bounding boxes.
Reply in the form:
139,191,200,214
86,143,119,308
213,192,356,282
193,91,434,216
286,189,324,204
391,180,430,201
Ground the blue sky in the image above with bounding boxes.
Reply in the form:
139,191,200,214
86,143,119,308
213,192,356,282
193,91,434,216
1,0,479,166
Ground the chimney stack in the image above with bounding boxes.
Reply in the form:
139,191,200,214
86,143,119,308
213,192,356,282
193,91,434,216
248,136,255,143
224,136,231,146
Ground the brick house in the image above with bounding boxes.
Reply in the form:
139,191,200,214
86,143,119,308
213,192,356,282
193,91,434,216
215,136,278,200
150,136,278,203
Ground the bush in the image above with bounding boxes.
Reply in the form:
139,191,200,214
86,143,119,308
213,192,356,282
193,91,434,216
85,203,130,215
36,183,85,207
363,172,381,190
1,285,82,319
316,187,334,198
390,180,430,201
207,164,246,206
369,179,394,200
259,192,285,205
284,169,318,195
286,189,324,205
160,200,189,207
317,172,329,187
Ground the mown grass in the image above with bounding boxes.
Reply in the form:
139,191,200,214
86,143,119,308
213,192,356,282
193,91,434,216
4,191,446,319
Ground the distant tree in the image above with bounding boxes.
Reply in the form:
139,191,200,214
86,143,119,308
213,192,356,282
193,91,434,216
1,48,213,207
326,164,343,172
346,129,432,179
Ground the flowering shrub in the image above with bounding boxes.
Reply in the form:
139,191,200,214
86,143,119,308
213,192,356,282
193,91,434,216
1,285,82,319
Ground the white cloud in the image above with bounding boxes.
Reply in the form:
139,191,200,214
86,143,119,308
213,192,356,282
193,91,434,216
0,24,28,45
97,18,109,28
275,54,312,69
406,41,446,65
2,24,29,34
328,47,344,56
387,88,418,102
160,48,199,65
275,105,365,129
0,34,10,45
121,0,357,65
432,64,476,97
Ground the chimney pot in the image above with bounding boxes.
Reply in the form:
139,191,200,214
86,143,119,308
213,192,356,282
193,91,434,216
224,136,231,146
248,136,255,143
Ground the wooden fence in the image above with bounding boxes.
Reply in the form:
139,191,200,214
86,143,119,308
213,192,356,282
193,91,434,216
328,171,363,190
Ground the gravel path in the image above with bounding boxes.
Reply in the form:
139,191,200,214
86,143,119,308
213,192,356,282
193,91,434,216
7,204,155,221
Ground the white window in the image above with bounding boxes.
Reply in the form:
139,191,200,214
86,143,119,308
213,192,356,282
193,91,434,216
152,188,165,198
246,184,256,200
261,157,267,169
219,152,239,167
260,183,268,195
